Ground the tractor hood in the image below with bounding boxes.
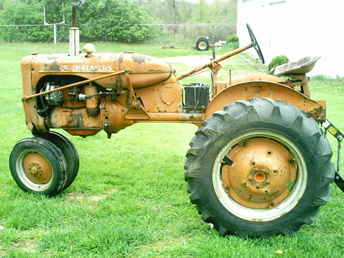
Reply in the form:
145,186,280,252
23,52,174,89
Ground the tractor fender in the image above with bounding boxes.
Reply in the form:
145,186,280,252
205,81,325,121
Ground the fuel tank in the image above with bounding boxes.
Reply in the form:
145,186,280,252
27,52,174,89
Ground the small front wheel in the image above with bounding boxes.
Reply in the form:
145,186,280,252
185,98,334,237
34,131,79,190
9,137,67,196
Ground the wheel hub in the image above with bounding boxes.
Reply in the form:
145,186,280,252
198,42,207,50
23,153,52,184
222,138,297,209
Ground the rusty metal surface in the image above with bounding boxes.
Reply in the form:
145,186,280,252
222,138,297,209
29,53,172,89
85,84,99,116
44,73,199,136
282,74,311,97
21,56,48,132
23,152,53,184
22,70,126,101
20,52,178,134
48,107,103,131
229,73,283,85
124,79,182,113
20,47,326,137
206,81,326,121
215,73,283,95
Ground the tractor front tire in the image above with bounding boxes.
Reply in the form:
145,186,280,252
185,98,334,237
35,131,79,190
9,137,67,196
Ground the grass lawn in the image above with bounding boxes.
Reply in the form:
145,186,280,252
0,42,344,257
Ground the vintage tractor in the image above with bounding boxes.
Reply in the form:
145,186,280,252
9,23,344,237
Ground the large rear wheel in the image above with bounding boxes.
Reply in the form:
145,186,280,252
185,98,334,237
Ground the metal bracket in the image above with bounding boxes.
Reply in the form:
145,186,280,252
323,120,344,192
335,173,344,192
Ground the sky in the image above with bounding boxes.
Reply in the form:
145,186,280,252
237,0,344,76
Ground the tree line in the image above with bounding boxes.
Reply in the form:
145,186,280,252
0,0,236,42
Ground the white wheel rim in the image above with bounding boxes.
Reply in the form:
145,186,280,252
212,131,307,222
198,41,208,50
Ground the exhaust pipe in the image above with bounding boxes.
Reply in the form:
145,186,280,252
69,2,83,56
69,27,80,56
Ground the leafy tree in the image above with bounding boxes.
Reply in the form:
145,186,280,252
79,0,154,42
0,1,52,42
0,0,154,42
0,0,237,42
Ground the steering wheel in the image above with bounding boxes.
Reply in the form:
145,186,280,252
246,24,265,64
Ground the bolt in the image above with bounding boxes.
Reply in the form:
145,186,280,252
30,166,38,175
239,141,247,147
289,159,296,164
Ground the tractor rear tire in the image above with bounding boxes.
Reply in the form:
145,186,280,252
34,131,79,190
184,98,334,237
9,137,67,196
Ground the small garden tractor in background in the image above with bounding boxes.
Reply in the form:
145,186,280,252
9,18,344,237
195,36,211,51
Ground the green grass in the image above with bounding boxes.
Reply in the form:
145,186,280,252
0,42,344,257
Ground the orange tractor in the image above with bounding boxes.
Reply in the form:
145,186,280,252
9,21,344,237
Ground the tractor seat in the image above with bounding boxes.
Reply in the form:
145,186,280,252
273,56,321,76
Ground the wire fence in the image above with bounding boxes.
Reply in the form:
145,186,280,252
0,23,235,45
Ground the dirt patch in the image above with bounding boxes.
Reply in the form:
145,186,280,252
0,240,37,257
66,189,118,202
19,240,37,253
65,192,86,201
88,189,118,202
65,189,118,209
0,248,7,257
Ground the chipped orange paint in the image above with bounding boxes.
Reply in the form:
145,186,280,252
23,152,53,184
206,81,325,121
30,53,172,89
20,48,326,137
222,138,297,209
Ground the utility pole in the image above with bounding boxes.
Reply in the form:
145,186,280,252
199,0,204,22
172,0,177,25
